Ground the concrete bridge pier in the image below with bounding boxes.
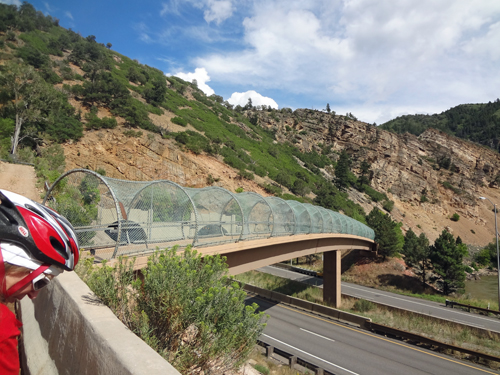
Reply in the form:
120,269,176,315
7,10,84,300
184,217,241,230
323,250,341,308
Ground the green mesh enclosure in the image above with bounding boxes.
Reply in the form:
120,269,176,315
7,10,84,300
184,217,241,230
43,169,375,260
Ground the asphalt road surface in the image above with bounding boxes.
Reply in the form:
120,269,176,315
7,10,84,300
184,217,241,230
258,265,500,333
251,295,498,375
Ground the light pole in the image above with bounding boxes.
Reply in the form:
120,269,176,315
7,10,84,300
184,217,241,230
479,196,500,310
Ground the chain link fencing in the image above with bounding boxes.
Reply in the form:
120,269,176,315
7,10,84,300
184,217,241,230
43,169,375,261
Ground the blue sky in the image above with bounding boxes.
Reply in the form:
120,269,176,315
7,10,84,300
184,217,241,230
4,0,500,124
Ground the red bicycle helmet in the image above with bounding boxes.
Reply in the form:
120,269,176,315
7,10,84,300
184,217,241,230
0,189,79,271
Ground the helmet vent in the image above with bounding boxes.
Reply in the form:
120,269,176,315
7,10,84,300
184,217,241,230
25,204,46,219
50,237,68,260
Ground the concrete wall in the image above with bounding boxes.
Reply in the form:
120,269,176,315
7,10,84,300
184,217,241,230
18,272,180,375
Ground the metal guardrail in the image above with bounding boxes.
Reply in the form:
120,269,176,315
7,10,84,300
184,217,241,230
367,322,500,364
446,299,500,316
257,340,334,375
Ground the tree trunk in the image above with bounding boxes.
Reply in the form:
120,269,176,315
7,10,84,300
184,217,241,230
11,114,23,156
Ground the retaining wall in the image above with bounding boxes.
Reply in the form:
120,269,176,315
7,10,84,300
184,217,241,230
18,272,180,375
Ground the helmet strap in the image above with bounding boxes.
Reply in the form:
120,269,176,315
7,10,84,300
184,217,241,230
0,245,50,298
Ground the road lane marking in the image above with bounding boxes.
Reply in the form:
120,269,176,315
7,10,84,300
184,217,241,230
275,303,499,375
300,328,336,342
262,333,358,375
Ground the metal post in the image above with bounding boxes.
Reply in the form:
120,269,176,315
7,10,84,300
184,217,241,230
479,197,500,310
495,204,500,310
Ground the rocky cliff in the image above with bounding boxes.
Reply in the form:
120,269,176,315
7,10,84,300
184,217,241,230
245,108,500,245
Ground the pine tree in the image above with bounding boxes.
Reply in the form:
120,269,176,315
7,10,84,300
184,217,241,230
334,150,351,191
367,208,402,260
403,229,430,286
430,230,467,295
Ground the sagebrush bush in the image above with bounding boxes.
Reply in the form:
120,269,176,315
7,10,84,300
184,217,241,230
77,247,267,374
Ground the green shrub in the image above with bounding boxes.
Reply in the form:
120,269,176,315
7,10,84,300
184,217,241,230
123,130,143,138
353,299,375,313
262,184,282,196
441,181,461,194
171,116,187,126
253,364,269,375
77,247,267,374
383,200,394,212
451,213,460,221
85,111,118,130
363,184,387,202
238,169,254,181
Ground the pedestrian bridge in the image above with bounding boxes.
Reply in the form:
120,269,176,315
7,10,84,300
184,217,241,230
45,169,376,306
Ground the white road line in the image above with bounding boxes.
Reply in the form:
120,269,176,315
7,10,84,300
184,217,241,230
262,333,359,375
300,328,336,342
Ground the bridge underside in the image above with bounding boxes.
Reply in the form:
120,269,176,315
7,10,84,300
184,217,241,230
122,233,375,307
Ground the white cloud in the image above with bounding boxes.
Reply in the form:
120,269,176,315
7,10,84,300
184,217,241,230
203,0,233,24
227,90,278,108
160,0,234,24
174,67,215,96
160,0,182,17
0,0,21,5
65,11,73,20
43,2,53,12
194,0,500,123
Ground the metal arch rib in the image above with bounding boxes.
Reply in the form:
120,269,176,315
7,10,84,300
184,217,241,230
43,168,123,258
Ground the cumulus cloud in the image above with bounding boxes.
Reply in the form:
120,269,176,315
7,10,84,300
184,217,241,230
227,90,278,108
195,0,500,123
203,0,233,24
174,67,215,96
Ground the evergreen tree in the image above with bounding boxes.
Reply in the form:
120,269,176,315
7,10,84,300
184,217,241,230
326,103,331,113
367,208,402,260
357,160,372,187
334,150,351,191
430,230,467,295
403,229,430,286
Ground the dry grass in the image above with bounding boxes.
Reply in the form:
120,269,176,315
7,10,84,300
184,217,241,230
246,347,309,375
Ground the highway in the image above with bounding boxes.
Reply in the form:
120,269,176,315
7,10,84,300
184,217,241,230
252,296,497,375
258,265,500,333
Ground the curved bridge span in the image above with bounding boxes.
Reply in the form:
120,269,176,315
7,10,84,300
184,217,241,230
45,169,376,307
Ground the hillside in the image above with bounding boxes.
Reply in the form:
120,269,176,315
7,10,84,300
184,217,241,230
1,2,500,250
380,101,500,152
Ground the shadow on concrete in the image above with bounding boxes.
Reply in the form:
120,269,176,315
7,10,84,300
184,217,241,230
245,295,279,313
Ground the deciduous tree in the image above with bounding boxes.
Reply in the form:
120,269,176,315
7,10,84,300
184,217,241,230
0,62,47,155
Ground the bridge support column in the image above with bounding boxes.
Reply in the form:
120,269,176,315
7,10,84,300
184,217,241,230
323,250,341,308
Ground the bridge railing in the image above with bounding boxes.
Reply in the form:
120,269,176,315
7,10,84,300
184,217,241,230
43,169,375,261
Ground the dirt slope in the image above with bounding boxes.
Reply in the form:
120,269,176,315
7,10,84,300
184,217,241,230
0,161,40,202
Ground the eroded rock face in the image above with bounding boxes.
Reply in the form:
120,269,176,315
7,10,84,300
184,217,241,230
67,130,205,186
62,128,270,196
251,109,500,244
258,109,500,208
